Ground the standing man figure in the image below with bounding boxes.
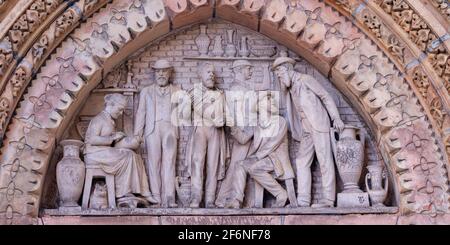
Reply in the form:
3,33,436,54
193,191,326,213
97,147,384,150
272,57,344,208
216,60,258,208
185,63,228,208
134,59,182,208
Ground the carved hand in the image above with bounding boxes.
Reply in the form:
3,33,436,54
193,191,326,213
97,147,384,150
134,135,143,143
112,132,126,141
333,118,345,133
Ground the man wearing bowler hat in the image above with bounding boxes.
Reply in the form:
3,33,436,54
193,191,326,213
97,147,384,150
216,60,258,208
272,57,344,208
134,59,185,208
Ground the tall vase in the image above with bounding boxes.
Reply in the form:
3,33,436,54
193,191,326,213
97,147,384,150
212,35,224,57
225,29,236,57
56,139,85,207
365,165,388,207
238,36,250,57
195,25,210,57
331,125,365,193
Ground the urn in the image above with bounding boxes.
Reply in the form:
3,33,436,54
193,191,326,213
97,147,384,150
175,176,191,208
365,164,388,206
238,36,250,57
331,125,365,193
56,139,85,207
212,35,224,57
225,29,237,57
195,25,210,57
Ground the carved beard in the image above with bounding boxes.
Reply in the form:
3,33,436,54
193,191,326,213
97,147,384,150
156,76,169,86
279,73,291,88
203,78,215,89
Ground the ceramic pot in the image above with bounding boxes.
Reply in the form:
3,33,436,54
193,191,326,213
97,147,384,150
56,139,85,207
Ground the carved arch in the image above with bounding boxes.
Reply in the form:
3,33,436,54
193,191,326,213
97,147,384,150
0,0,449,224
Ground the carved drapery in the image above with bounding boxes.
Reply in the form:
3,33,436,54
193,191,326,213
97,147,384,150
0,0,448,224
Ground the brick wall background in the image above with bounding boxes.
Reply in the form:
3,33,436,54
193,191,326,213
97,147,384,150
42,20,389,208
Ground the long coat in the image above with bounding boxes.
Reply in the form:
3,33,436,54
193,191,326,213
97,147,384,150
286,72,340,141
134,84,184,138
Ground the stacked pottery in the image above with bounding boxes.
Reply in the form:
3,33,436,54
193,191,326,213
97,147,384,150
365,164,388,206
331,125,365,193
56,139,85,207
195,25,210,56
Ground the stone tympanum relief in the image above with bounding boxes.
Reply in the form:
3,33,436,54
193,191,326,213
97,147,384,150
47,22,393,213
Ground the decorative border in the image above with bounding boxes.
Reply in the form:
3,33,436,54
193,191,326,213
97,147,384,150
0,0,448,224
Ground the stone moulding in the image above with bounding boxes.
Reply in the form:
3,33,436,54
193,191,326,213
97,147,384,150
0,0,448,225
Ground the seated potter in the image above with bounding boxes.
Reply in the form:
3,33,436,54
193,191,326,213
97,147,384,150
84,93,157,205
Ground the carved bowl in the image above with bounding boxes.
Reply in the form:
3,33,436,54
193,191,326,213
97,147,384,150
115,136,140,150
250,45,277,57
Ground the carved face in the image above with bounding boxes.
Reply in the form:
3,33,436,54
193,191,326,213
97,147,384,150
93,182,107,197
274,65,291,88
239,65,253,81
155,68,171,87
107,102,125,119
200,65,216,89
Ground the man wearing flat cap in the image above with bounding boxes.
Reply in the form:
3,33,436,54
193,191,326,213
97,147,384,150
216,60,258,208
134,59,185,208
272,57,344,208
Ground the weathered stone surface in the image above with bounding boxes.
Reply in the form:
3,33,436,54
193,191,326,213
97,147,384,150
0,0,448,225
284,214,398,225
337,193,370,208
40,216,160,225
161,216,281,225
42,206,399,216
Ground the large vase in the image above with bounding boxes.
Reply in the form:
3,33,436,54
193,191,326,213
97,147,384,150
365,164,388,207
56,139,85,207
331,125,365,193
195,25,210,57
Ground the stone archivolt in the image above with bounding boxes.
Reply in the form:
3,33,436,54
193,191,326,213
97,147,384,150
0,0,448,224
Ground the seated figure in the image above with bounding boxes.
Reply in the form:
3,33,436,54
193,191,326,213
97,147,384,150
227,92,295,208
84,93,157,206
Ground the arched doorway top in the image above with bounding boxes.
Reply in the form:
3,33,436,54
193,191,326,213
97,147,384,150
0,0,448,224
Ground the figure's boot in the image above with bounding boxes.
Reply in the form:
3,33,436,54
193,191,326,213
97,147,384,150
145,195,159,204
167,196,178,208
311,199,334,208
273,191,288,208
205,199,216,208
190,192,201,208
225,199,241,209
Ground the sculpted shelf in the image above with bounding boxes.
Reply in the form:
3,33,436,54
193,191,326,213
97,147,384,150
43,206,399,216
183,57,303,62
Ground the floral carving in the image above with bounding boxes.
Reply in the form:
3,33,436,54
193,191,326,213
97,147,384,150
0,97,10,132
0,37,13,77
387,35,405,62
55,8,78,38
430,0,450,22
31,35,49,63
430,98,445,129
361,10,382,39
412,67,429,98
10,66,28,98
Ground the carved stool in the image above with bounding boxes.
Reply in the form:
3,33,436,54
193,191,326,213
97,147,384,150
82,165,116,209
253,179,298,208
